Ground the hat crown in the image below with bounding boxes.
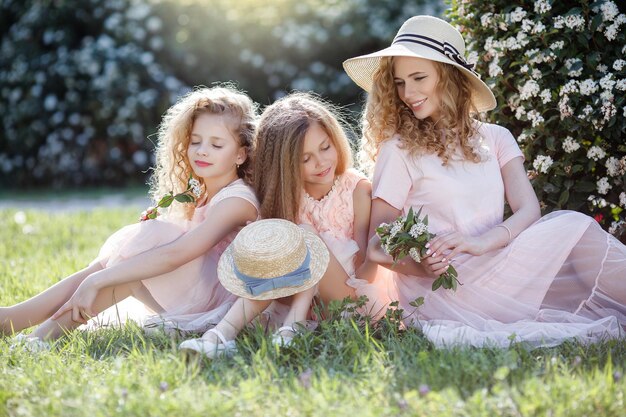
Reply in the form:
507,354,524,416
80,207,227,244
394,16,466,56
232,219,308,279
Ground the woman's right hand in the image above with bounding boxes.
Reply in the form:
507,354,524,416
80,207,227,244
419,252,451,278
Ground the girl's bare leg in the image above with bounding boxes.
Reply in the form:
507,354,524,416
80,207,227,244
282,286,316,328
317,254,355,307
202,297,272,343
30,281,163,340
0,263,103,334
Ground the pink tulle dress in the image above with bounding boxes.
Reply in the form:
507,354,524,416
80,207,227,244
372,122,626,347
92,179,258,334
298,168,397,317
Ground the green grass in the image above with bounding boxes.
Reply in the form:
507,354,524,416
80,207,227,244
1,208,625,416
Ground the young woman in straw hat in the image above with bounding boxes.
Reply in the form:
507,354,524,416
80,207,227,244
1,86,260,346
344,16,626,347
180,92,395,357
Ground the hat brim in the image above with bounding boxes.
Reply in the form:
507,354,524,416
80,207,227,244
217,230,330,300
343,44,497,113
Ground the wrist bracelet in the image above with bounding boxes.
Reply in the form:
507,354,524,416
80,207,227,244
495,224,512,245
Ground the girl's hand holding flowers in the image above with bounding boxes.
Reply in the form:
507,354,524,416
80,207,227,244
376,207,461,291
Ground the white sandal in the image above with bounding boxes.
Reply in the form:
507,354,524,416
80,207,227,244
178,328,237,358
271,325,297,347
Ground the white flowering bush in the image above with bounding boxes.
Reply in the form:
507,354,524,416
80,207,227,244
0,0,189,187
448,0,626,234
1,0,442,188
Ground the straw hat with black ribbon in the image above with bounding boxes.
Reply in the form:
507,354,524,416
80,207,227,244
217,219,329,300
343,15,496,113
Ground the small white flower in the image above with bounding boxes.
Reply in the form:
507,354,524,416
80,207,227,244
581,105,594,116
509,7,527,23
521,19,534,33
558,96,573,118
597,64,608,73
562,136,581,153
188,178,202,198
515,106,527,120
620,192,626,208
389,221,402,240
560,80,578,96
489,61,503,77
519,79,540,99
600,73,616,90
613,59,626,71
609,219,625,234
409,222,428,239
531,69,542,79
579,79,599,96
549,41,564,50
409,247,421,263
587,146,607,161
616,79,626,90
596,177,611,195
532,21,546,33
565,58,583,78
602,101,617,121
606,157,621,177
520,64,529,73
533,155,553,173
604,24,618,41
600,1,619,22
481,13,493,28
527,110,545,127
534,0,552,14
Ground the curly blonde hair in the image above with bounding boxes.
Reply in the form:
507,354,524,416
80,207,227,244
149,85,257,219
253,92,354,222
361,57,482,170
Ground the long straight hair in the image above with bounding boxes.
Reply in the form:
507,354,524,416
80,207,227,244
253,92,353,222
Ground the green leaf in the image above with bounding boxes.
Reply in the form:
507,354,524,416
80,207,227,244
432,278,443,292
174,193,195,203
158,195,174,208
590,14,603,32
409,297,425,308
558,189,570,207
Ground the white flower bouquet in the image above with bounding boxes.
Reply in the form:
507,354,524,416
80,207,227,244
376,207,461,291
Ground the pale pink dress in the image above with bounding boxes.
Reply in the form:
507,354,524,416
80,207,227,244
92,179,258,333
372,122,626,347
298,168,397,317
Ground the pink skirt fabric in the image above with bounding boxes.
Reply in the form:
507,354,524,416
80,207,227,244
92,214,237,334
393,211,626,347
320,232,398,319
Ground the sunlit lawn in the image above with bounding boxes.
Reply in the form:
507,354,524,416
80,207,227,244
1,208,625,416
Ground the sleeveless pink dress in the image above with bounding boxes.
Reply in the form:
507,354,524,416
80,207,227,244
93,179,259,333
298,168,396,317
372,122,626,347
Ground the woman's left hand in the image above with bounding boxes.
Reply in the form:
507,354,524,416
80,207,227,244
52,279,99,324
426,231,486,261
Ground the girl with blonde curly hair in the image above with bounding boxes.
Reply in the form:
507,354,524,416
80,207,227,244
344,16,626,347
1,85,260,345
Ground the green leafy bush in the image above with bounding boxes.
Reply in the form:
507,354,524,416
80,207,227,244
447,0,626,234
